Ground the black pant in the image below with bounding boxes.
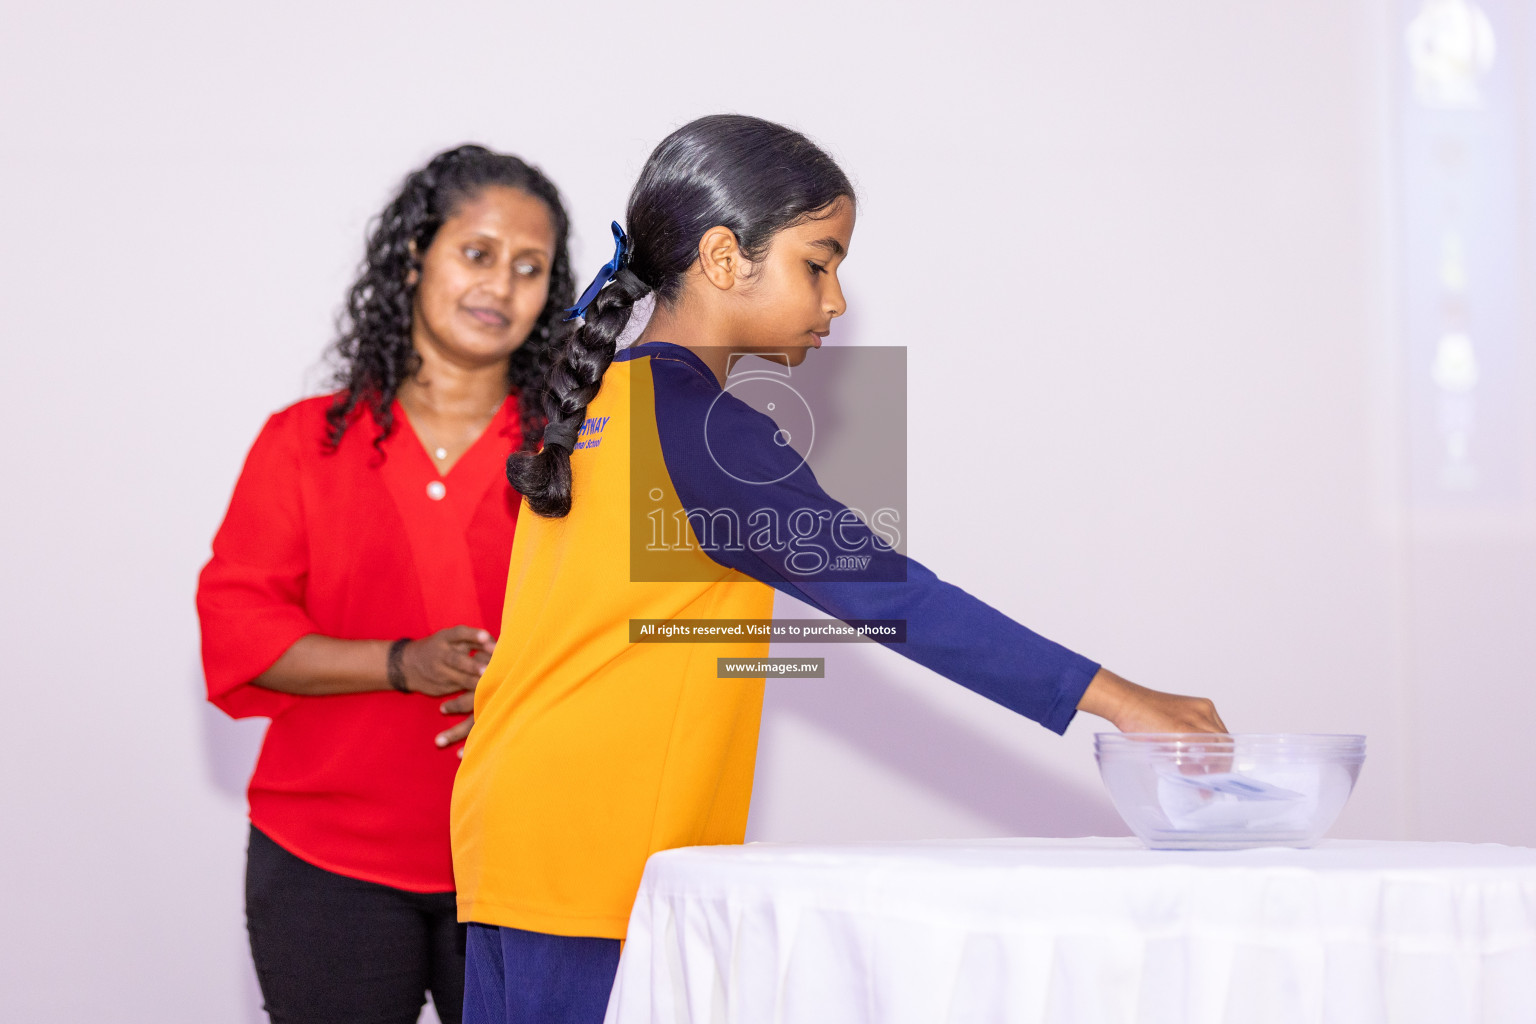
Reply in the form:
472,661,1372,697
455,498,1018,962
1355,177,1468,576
246,825,465,1024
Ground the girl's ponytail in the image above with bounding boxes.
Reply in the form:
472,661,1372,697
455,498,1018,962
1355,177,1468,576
507,267,651,517
511,113,853,518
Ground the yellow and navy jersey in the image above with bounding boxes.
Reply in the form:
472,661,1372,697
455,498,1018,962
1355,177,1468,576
451,341,1099,938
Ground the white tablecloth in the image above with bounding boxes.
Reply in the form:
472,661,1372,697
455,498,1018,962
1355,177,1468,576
606,838,1536,1024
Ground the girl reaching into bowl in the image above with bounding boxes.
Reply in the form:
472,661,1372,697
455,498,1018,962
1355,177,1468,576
450,115,1228,1024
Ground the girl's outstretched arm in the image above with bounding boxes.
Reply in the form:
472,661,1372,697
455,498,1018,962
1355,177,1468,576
644,349,1228,737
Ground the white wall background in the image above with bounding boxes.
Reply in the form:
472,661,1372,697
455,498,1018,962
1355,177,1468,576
1,1,1531,1020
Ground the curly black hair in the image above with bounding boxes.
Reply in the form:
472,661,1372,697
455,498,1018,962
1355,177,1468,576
325,144,575,451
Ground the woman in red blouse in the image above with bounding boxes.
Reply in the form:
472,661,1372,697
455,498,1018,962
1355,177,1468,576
198,145,573,1024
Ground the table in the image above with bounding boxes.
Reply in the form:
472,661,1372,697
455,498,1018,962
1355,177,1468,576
605,838,1536,1024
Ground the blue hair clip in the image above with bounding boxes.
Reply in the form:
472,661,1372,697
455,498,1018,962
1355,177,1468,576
563,221,630,322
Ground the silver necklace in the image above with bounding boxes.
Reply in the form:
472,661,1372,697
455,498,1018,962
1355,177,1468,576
410,397,506,464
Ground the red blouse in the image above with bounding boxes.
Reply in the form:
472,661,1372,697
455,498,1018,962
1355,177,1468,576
197,393,522,892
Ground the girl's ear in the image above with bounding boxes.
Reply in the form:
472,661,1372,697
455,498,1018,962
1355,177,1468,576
406,238,421,288
697,225,742,291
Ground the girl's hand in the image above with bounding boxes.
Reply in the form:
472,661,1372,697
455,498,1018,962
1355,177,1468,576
399,626,494,697
1077,667,1228,735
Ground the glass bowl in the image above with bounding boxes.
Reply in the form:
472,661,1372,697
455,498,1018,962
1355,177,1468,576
1095,733,1366,850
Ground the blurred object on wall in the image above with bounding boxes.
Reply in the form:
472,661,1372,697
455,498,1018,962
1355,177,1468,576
1397,0,1531,510
1407,0,1497,110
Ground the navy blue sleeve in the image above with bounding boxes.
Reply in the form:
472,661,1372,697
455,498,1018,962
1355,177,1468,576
647,350,1098,735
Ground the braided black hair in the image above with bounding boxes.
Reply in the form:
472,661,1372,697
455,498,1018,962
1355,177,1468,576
325,144,575,451
508,114,854,517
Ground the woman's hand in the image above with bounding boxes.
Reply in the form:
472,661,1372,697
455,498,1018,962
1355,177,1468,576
421,631,495,755
398,627,493,697
250,627,493,750
436,690,477,756
1077,667,1228,735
